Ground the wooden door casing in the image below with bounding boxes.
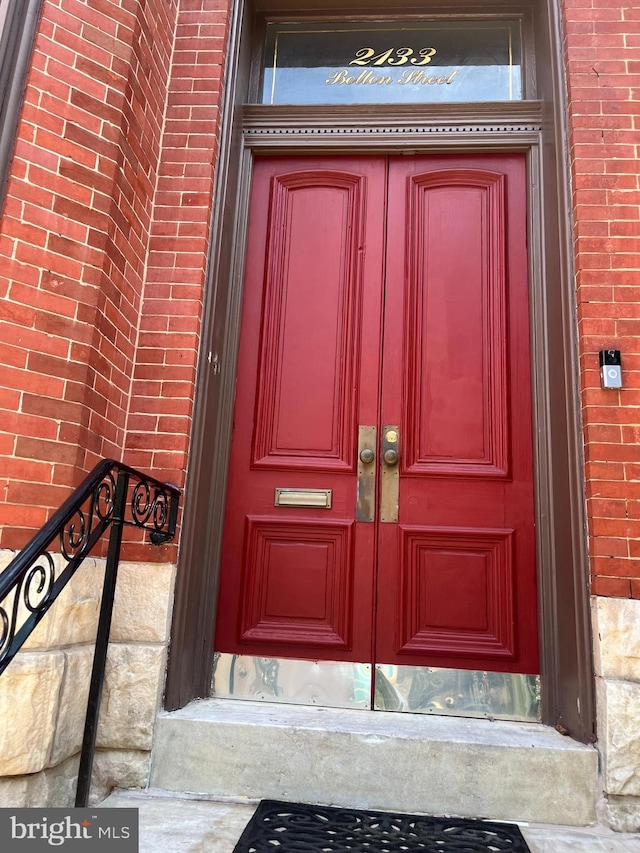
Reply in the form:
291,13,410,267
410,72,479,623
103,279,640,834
215,152,539,675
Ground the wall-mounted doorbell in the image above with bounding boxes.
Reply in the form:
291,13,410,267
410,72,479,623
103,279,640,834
599,349,622,389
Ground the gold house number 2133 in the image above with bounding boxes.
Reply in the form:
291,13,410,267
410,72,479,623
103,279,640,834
349,47,438,66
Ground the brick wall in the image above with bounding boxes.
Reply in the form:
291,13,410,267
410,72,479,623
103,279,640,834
563,0,640,598
1,0,639,598
122,0,228,560
0,0,228,553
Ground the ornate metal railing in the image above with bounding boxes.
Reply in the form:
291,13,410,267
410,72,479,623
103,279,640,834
0,459,180,807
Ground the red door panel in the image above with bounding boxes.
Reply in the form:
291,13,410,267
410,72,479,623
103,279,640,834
214,156,386,663
395,526,516,660
376,154,538,673
401,169,509,478
239,517,355,649
215,153,539,676
253,169,369,472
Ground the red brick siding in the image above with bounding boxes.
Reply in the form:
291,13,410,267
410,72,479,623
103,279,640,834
124,3,227,477
1,0,638,597
121,1,229,560
0,0,228,551
563,1,640,597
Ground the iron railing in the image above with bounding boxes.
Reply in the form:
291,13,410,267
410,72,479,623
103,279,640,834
0,459,180,806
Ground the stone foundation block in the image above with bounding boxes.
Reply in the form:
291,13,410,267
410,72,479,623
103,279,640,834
49,646,95,766
0,771,47,807
22,558,105,650
3,554,176,653
597,677,640,797
0,550,15,572
604,796,640,833
111,561,176,644
97,644,165,750
89,749,151,804
0,755,78,808
0,652,65,775
593,596,640,683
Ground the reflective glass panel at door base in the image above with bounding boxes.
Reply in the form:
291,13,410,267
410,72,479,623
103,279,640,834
262,20,523,105
375,665,541,722
212,654,541,722
212,654,372,710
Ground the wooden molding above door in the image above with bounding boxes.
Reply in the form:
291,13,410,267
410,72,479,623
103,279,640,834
242,102,543,150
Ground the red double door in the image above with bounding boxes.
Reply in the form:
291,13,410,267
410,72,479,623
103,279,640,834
215,153,539,676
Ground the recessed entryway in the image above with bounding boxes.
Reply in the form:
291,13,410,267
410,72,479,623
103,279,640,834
213,151,539,719
167,0,594,745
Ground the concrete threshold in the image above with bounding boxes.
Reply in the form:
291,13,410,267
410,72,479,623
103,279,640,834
149,698,598,826
100,790,640,853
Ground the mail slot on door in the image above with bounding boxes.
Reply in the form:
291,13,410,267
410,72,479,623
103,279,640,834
274,488,332,508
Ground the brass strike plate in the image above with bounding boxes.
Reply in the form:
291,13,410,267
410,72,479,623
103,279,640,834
380,424,400,523
356,425,376,522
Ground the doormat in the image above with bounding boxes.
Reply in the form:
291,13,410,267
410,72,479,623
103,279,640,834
232,800,532,852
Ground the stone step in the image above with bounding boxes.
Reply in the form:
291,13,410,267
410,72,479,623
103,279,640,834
100,791,256,852
149,698,598,827
100,791,640,853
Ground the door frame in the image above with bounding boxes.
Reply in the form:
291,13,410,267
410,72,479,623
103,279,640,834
166,0,595,744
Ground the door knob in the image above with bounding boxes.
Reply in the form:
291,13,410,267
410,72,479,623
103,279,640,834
359,448,375,464
383,448,398,465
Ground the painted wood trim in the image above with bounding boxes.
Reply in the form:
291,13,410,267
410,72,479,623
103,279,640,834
0,0,43,209
164,0,253,711
242,102,544,150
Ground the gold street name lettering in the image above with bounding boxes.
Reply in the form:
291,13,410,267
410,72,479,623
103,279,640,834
398,68,458,85
326,68,459,86
326,69,394,86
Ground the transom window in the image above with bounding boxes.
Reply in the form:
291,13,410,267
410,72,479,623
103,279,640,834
261,20,523,105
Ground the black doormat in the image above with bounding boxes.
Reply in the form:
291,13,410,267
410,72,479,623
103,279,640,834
232,800,532,852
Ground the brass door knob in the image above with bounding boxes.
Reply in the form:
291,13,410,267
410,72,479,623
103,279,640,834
359,448,375,464
383,448,399,465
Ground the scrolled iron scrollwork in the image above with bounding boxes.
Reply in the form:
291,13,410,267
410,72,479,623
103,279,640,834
130,479,154,526
0,552,56,667
60,506,89,560
152,490,170,531
0,599,11,659
95,471,116,522
59,472,115,561
129,477,175,542
22,551,55,613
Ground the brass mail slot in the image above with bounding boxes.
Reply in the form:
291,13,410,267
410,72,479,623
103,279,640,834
274,488,332,508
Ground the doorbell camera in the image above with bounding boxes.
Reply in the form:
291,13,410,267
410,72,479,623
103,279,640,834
599,349,622,390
